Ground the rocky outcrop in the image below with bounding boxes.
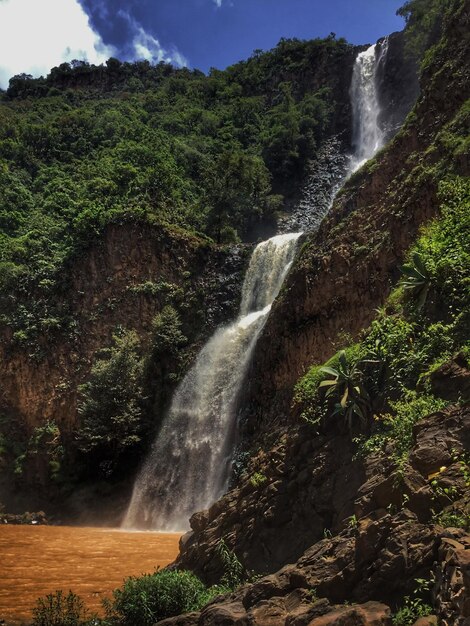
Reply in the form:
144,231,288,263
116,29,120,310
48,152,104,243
157,598,392,626
429,353,470,404
0,510,49,525
178,405,469,584
166,511,436,624
176,423,365,581
171,404,469,624
166,529,470,625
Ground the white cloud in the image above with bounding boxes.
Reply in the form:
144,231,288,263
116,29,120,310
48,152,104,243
0,0,115,89
212,0,234,9
117,11,187,68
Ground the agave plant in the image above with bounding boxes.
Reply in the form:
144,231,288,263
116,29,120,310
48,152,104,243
399,252,431,310
319,350,370,433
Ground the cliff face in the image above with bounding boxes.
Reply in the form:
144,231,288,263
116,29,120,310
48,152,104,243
0,224,247,512
176,0,470,594
377,31,420,142
241,2,469,443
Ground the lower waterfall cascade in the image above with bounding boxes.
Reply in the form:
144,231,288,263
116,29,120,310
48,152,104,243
123,233,302,530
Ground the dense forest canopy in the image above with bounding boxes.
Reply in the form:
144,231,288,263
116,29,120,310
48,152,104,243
0,35,350,275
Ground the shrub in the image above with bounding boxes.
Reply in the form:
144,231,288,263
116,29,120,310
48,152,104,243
32,590,91,626
355,391,447,461
216,540,245,589
392,596,433,626
414,177,470,325
151,306,187,357
318,349,370,434
293,344,364,427
399,251,431,310
249,471,267,488
109,569,208,626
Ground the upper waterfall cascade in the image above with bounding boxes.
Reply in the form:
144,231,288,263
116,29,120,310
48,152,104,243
350,38,389,172
123,232,302,531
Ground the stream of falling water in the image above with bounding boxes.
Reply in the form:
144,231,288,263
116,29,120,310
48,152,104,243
123,35,392,531
349,37,389,172
123,233,302,531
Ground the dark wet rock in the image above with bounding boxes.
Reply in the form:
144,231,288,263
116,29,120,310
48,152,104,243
433,530,470,625
279,136,350,235
177,404,469,590
409,405,470,478
376,31,420,144
430,353,470,404
0,510,49,525
176,425,366,583
202,244,251,329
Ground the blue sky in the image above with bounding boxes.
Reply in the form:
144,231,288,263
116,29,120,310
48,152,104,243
0,0,405,88
80,0,405,71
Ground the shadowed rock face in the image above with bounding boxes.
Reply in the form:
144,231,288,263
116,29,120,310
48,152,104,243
0,225,249,516
177,405,469,580
376,31,420,145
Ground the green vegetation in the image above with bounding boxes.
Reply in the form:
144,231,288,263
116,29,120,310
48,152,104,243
392,596,433,626
108,569,210,626
0,36,350,335
150,306,188,376
25,420,64,482
398,252,431,310
433,507,470,530
318,349,370,433
296,175,470,459
293,343,364,427
397,0,448,60
249,471,268,488
31,556,245,626
216,539,246,588
32,590,93,626
76,330,145,476
392,578,433,626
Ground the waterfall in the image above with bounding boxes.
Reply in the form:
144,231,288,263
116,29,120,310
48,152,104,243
349,37,389,173
123,232,302,531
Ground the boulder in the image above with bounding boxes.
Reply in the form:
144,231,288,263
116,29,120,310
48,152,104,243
307,602,391,625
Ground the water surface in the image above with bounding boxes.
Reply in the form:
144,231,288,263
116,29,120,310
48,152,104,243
0,525,181,625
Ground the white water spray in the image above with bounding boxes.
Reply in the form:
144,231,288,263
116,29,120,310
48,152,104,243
349,38,389,172
123,233,301,531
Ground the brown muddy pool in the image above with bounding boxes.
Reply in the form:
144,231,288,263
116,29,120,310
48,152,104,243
0,525,181,625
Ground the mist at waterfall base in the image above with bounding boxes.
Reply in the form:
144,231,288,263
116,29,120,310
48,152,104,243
349,38,389,173
123,233,302,531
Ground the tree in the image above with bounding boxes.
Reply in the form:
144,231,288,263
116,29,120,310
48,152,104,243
205,151,274,242
397,0,448,59
76,330,145,475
